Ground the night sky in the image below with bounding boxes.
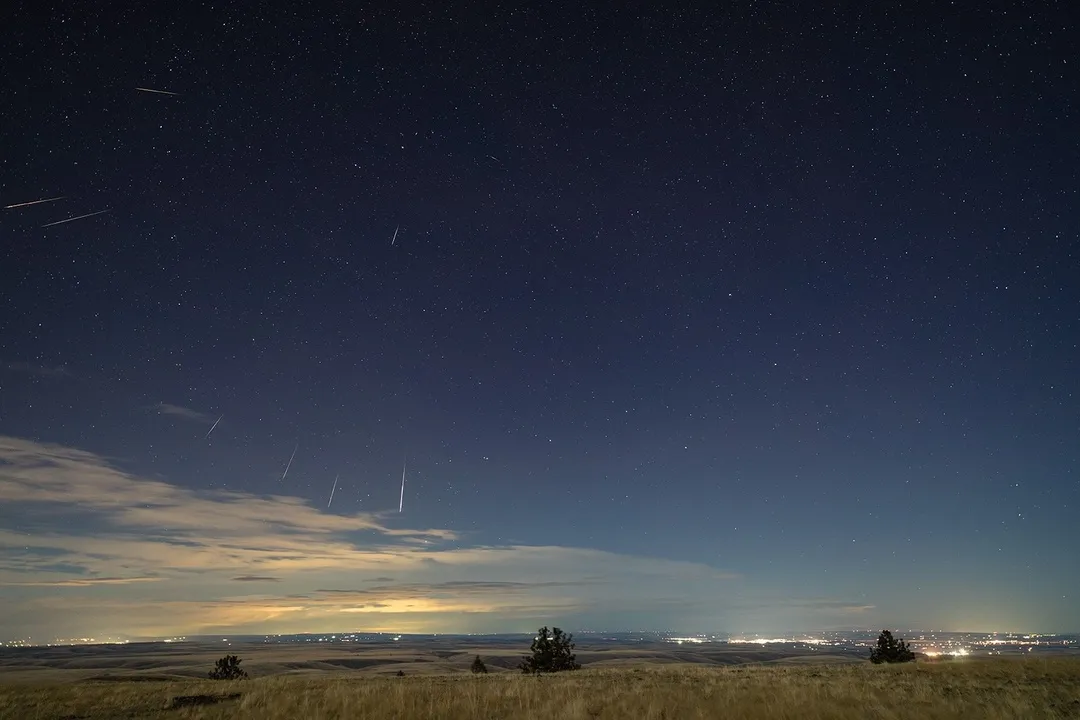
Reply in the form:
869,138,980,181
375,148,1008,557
1,3,1077,641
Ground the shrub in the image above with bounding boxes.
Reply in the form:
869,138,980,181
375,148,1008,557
520,626,581,674
870,630,916,664
471,655,489,674
208,654,248,680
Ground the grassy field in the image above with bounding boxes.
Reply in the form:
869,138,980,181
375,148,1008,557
2,658,1079,719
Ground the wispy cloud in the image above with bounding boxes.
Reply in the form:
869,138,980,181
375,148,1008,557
0,576,162,587
0,436,453,549
151,403,215,424
0,435,879,639
314,580,588,598
5,361,72,378
782,599,877,613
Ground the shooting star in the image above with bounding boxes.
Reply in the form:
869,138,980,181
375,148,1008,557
327,474,339,508
391,225,399,246
205,414,223,439
135,87,180,96
41,209,110,228
5,196,65,210
398,457,406,513
281,444,298,482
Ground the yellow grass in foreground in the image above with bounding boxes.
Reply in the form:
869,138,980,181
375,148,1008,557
2,658,1079,719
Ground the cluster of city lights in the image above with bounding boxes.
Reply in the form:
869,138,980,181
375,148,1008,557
664,636,835,646
923,648,969,657
4,630,1076,652
2,637,130,647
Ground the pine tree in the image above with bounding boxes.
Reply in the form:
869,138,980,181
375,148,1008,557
208,654,248,680
471,655,489,674
520,626,581,674
870,629,916,664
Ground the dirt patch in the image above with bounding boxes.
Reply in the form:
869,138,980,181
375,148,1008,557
167,692,242,709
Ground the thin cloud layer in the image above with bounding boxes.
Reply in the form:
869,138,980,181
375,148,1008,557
0,436,452,541
0,435,868,640
4,361,72,378
0,577,163,587
152,403,215,424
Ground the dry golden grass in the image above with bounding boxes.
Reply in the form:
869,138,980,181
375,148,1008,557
2,658,1079,719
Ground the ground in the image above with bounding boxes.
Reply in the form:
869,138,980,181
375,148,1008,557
2,657,1079,719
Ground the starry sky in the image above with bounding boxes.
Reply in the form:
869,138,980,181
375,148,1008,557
1,3,1077,641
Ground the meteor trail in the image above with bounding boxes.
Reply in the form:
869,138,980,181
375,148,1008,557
281,444,298,481
398,457,407,513
327,474,339,508
5,196,65,210
391,225,399,246
135,87,179,96
205,414,223,439
41,209,110,228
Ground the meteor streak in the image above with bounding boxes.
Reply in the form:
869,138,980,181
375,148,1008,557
398,457,406,513
281,444,298,481
327,474,339,508
135,87,179,96
4,196,65,210
391,225,399,246
205,414,222,439
41,209,110,228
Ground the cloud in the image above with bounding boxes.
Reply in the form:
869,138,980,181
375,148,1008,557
721,597,879,634
0,435,452,545
151,403,215,424
784,599,876,613
5,362,72,378
314,580,587,598
0,435,873,639
735,598,877,614
0,576,162,587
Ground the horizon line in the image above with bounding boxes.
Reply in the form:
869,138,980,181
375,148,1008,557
6,628,1076,647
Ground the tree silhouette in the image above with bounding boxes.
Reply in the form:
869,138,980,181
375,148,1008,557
520,626,581,674
208,654,248,680
870,630,916,664
471,655,489,674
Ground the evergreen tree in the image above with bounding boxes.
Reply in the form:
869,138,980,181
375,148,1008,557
208,654,248,680
520,626,581,674
471,655,489,674
870,629,916,664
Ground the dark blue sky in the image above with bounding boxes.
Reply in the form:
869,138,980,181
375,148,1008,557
1,2,1076,640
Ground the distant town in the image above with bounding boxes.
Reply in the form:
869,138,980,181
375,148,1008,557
3,630,1076,658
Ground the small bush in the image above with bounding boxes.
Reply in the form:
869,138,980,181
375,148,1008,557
471,655,488,674
520,626,581,674
870,630,916,664
208,654,248,680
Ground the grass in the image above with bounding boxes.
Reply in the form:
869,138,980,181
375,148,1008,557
2,658,1079,719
